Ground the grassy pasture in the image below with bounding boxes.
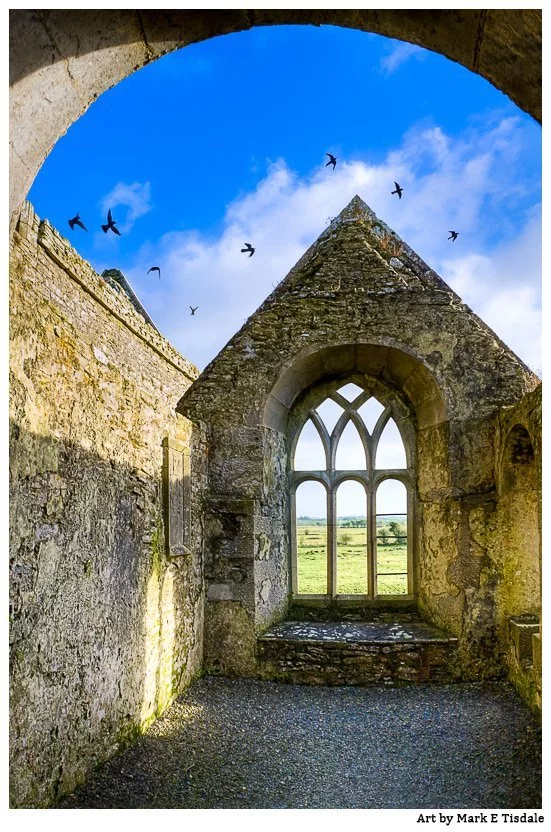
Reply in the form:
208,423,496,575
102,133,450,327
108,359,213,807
297,524,407,595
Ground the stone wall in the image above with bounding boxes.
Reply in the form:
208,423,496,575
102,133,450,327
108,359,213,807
179,197,539,682
201,426,289,676
419,384,541,704
495,386,541,710
9,202,206,807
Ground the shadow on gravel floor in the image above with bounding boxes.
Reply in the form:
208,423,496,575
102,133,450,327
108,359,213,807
60,678,541,809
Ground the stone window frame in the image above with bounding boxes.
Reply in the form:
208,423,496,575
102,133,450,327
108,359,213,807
162,436,191,558
287,375,415,602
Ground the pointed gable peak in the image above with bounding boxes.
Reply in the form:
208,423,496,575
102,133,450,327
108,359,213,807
332,194,376,225
328,194,406,255
283,193,454,299
178,195,537,415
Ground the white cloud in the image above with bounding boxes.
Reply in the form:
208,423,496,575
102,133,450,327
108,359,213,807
440,210,542,375
121,116,540,377
380,41,426,74
99,181,152,236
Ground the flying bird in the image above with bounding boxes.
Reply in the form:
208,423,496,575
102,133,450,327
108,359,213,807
147,266,161,279
101,208,121,235
391,181,404,199
448,231,459,241
68,213,87,231
190,306,198,316
241,243,255,257
325,153,337,170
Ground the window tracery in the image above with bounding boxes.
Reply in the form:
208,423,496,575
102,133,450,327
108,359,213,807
290,381,413,600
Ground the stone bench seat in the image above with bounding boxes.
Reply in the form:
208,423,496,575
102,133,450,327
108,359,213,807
257,620,459,686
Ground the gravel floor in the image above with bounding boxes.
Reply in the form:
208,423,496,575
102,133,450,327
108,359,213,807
60,677,541,809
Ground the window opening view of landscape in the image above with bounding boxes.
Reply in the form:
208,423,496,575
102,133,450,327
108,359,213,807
295,481,327,594
376,479,408,595
292,385,410,598
336,481,368,594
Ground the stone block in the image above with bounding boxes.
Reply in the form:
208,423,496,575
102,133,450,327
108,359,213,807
509,616,540,665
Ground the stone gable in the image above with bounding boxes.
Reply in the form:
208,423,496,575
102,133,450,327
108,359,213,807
179,195,537,427
178,196,539,685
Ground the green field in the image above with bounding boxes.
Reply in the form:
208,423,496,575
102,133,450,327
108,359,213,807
297,524,407,595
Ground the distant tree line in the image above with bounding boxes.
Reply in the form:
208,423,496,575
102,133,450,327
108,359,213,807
297,516,407,544
378,520,406,545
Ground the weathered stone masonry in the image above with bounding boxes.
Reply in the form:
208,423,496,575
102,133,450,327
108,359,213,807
494,386,541,710
9,196,542,808
9,202,207,807
179,196,541,691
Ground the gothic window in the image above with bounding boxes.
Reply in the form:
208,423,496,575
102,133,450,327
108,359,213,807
376,479,408,596
335,421,366,470
295,480,328,595
336,480,368,594
294,418,327,471
290,382,413,600
376,418,407,469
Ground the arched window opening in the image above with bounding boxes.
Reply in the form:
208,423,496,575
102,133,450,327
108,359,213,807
295,481,328,595
289,379,414,601
507,425,535,465
335,420,366,470
336,481,368,595
293,418,326,471
337,383,364,402
376,480,408,596
358,397,385,434
375,417,407,469
502,425,537,493
315,397,343,435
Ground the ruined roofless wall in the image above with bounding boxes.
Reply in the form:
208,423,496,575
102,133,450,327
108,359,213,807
9,202,206,807
494,385,542,711
179,196,539,680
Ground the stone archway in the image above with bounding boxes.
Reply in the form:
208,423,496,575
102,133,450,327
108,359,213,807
9,9,541,215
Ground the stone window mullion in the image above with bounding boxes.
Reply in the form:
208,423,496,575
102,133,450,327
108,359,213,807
327,485,337,597
290,381,413,602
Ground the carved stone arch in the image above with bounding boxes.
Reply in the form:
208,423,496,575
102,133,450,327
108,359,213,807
266,342,448,438
494,418,541,646
290,415,328,472
292,472,330,492
330,411,371,472
333,472,370,491
287,370,417,601
373,409,412,470
10,10,541,215
373,470,411,490
503,423,535,465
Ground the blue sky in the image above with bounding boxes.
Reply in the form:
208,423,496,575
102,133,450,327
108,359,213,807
30,25,541,253
27,25,542,512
